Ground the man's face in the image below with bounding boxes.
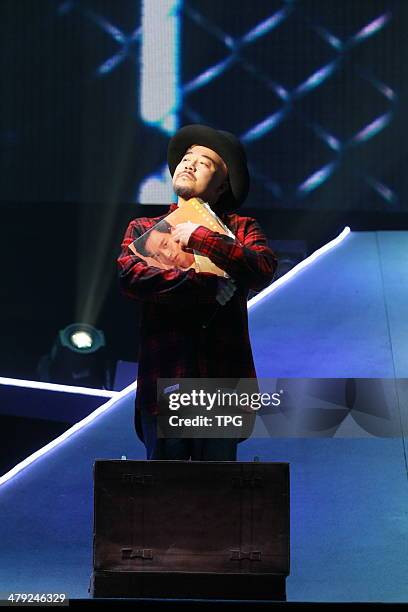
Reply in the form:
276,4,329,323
144,228,194,269
172,144,228,204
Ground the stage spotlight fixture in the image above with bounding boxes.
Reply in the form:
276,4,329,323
37,323,113,389
70,330,93,350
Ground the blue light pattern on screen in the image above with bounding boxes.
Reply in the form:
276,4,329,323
137,0,397,206
51,0,399,209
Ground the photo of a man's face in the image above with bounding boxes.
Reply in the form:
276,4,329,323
145,228,194,269
133,221,195,270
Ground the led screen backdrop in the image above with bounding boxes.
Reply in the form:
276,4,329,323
0,0,406,211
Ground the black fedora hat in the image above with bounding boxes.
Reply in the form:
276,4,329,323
167,124,250,212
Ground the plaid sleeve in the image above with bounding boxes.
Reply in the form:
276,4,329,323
187,217,277,291
116,219,219,304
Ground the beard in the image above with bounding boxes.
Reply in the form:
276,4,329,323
173,181,195,200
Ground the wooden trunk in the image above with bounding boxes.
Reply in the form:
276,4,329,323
90,460,290,600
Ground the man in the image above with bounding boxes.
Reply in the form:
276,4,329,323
117,124,277,460
135,220,196,270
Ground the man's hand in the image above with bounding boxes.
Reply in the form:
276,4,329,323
216,277,236,305
171,222,200,247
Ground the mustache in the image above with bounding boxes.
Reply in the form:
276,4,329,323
177,171,196,180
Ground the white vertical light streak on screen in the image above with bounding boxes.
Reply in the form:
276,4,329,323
141,0,181,135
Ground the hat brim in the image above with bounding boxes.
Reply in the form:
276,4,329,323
168,124,249,212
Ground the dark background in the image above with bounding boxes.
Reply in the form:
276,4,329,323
1,0,406,383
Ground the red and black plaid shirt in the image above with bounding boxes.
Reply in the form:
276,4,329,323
117,203,277,419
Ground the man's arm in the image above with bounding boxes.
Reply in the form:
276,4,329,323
117,219,220,304
187,217,277,292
